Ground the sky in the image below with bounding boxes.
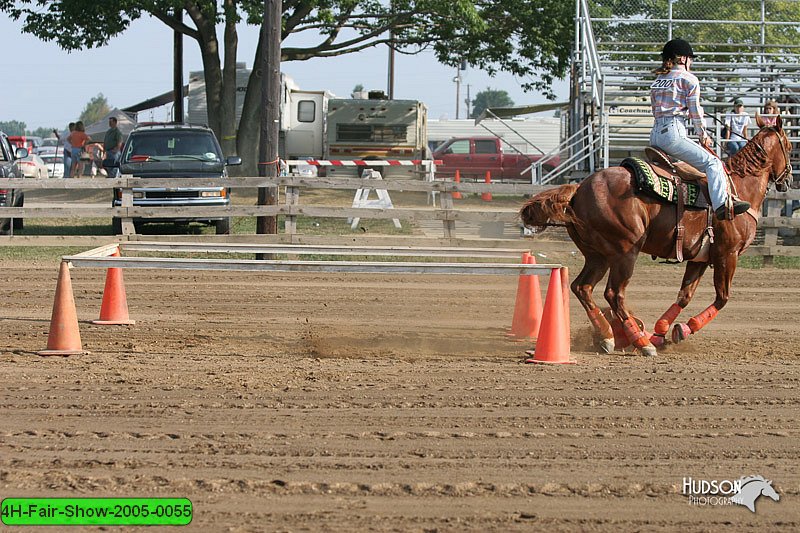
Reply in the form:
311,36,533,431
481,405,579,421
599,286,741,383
0,13,569,131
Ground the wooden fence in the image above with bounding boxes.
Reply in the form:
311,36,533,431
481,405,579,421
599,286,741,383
1,175,798,258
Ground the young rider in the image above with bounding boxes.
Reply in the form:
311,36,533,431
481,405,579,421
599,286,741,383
649,38,750,220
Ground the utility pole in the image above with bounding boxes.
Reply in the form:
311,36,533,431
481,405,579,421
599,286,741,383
454,67,461,120
387,30,395,99
257,0,282,239
464,84,471,120
173,8,184,123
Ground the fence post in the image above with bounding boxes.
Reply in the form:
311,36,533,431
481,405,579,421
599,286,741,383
439,184,456,240
284,185,299,234
762,198,782,266
120,176,136,236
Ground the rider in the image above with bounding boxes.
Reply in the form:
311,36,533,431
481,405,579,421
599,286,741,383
649,38,750,220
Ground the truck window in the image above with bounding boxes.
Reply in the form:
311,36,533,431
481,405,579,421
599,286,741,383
446,140,470,154
474,140,498,154
297,100,316,123
336,124,407,143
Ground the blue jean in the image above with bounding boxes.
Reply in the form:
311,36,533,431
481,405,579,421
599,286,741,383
63,147,72,178
650,116,728,211
726,140,746,156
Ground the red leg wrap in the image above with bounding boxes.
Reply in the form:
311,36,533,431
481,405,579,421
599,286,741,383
687,305,719,333
622,317,650,348
654,303,683,335
587,307,613,339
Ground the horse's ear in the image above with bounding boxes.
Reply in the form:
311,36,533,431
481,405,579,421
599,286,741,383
756,114,766,128
775,114,783,131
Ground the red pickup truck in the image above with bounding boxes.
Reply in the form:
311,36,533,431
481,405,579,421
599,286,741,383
432,136,558,182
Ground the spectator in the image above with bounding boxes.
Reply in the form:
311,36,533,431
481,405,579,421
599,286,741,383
67,121,91,177
724,98,751,157
103,116,124,177
54,122,75,178
756,98,780,128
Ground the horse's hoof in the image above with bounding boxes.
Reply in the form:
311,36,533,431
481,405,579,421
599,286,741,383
650,333,666,348
599,338,615,354
641,345,658,357
672,323,691,344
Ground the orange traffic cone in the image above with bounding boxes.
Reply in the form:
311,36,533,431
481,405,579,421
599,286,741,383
560,266,571,345
92,249,135,325
507,253,542,339
481,171,493,201
527,268,573,364
452,169,463,200
38,262,86,356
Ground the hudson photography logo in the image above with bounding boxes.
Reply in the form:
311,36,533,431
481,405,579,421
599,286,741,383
682,475,780,512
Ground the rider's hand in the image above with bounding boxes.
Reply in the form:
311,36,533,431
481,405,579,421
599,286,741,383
700,135,712,148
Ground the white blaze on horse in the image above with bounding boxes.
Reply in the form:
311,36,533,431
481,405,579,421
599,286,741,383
520,118,794,356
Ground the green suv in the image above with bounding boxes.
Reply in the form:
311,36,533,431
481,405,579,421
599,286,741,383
111,123,241,234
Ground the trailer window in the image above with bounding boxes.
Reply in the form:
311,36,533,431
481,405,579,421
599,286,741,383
297,100,316,123
474,140,498,154
336,124,407,143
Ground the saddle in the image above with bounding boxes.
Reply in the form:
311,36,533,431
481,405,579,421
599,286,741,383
627,147,716,263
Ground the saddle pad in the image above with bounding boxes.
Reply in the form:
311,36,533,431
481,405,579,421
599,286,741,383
621,157,708,209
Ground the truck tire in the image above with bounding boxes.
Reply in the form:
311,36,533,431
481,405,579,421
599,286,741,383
215,217,231,235
13,195,23,230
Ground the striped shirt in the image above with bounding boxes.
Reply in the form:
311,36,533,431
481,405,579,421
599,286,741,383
650,66,707,137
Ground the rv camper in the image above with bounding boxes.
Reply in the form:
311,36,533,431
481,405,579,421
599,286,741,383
188,67,429,178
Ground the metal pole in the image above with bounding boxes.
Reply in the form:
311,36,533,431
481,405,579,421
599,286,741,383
173,8,184,123
257,0,281,239
455,67,461,120
387,30,395,99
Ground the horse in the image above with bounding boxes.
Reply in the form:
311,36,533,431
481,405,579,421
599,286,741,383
520,116,794,357
730,475,780,512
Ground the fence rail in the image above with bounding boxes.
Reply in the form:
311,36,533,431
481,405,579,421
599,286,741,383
1,175,799,258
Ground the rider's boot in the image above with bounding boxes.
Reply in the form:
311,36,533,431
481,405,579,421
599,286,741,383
715,200,750,220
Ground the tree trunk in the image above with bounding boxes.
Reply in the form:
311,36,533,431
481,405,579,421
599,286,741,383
238,30,265,178
220,0,239,158
188,9,223,139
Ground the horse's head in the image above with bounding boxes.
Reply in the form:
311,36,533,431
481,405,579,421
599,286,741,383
760,479,780,502
756,115,793,192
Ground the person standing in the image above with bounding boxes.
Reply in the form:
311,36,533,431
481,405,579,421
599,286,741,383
103,116,124,177
756,98,779,128
649,38,749,220
54,122,75,178
724,98,751,156
67,121,90,177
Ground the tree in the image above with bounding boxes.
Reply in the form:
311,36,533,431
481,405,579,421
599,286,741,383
79,93,112,125
2,1,574,175
471,88,514,119
29,127,59,138
351,84,365,98
0,120,27,136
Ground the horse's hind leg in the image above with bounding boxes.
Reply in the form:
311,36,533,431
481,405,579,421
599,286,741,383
651,262,708,346
604,251,657,356
571,255,614,353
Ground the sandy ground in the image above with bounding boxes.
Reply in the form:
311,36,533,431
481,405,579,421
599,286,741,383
1,249,799,532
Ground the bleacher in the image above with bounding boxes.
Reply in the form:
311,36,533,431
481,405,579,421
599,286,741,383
552,0,800,183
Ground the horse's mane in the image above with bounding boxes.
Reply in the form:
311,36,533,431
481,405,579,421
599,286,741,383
739,475,768,485
727,132,770,177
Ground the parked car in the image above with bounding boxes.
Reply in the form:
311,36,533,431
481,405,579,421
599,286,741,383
0,131,27,232
17,153,50,179
40,153,65,178
8,135,42,155
432,136,559,182
109,123,241,234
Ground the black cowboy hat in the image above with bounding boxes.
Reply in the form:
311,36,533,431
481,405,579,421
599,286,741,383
661,38,695,59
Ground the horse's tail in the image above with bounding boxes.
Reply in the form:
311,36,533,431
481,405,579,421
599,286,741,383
519,184,579,233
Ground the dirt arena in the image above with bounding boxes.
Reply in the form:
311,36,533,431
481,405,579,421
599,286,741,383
1,248,798,531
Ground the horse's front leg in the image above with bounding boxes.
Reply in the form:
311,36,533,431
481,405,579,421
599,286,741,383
572,256,614,353
605,252,657,356
650,261,709,347
672,254,736,343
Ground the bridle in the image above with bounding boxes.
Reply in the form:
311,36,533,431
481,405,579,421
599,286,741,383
751,127,792,191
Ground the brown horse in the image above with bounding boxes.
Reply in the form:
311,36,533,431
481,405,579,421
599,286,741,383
520,117,794,356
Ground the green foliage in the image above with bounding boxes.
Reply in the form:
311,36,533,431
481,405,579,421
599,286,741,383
470,88,515,119
0,120,27,136
29,126,58,138
79,93,111,125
